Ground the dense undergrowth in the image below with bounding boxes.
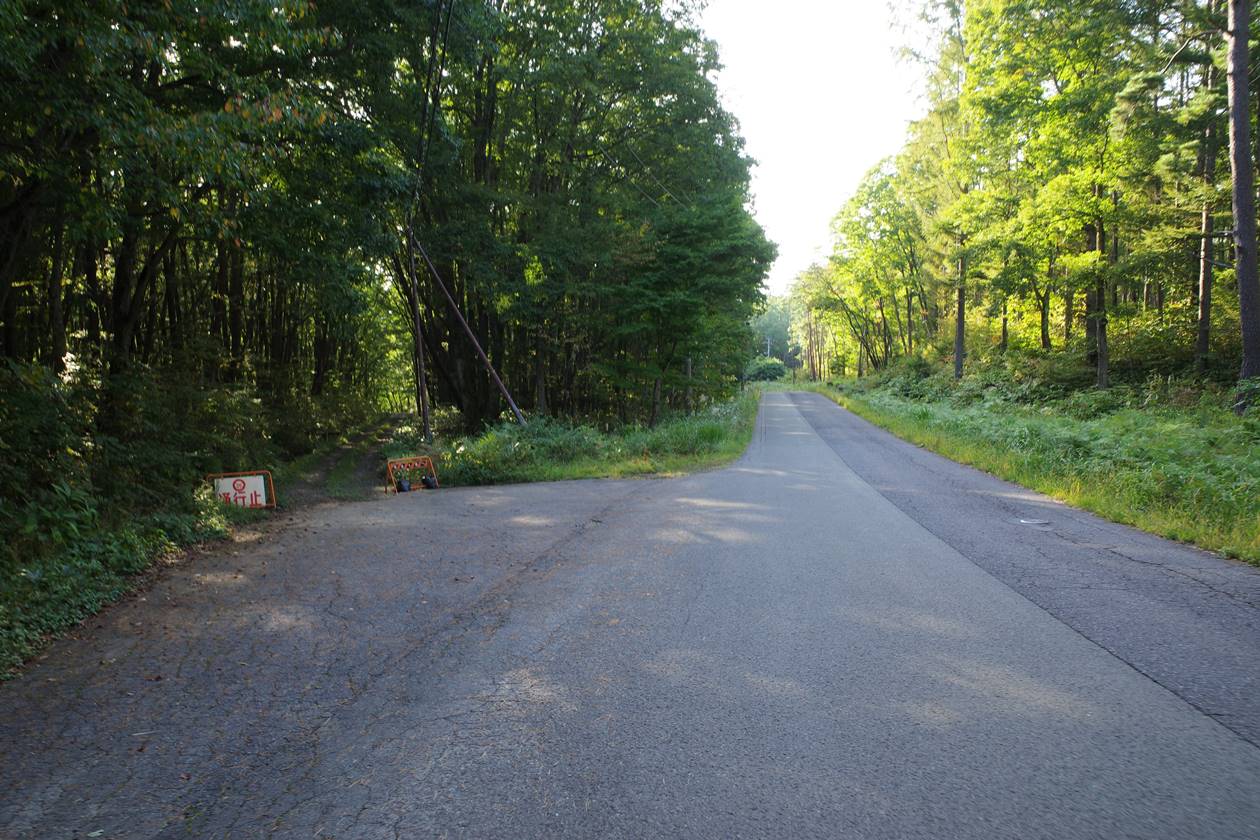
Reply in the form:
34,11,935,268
805,356,1260,563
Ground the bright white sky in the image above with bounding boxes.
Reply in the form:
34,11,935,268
698,1,924,295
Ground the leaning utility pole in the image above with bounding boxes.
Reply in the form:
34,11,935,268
414,240,527,426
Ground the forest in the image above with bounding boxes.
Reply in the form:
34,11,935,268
753,0,1260,564
781,0,1260,395
0,0,772,669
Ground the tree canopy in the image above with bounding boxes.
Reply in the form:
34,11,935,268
0,0,774,439
789,0,1260,397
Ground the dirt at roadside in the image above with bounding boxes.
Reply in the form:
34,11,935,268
280,421,399,509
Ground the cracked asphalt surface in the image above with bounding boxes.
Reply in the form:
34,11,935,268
3,391,1259,838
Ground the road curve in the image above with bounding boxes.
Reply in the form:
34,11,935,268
2,391,1259,839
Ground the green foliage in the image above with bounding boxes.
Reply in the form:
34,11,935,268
434,394,759,487
1236,377,1260,411
744,357,786,382
751,298,792,361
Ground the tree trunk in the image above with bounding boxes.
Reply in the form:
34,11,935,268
1039,289,1051,351
858,322,866,378
83,239,101,360
1095,216,1110,389
163,250,182,357
906,291,914,353
1,279,17,359
1228,0,1260,399
227,237,244,381
1091,281,1110,389
685,355,693,412
877,297,893,366
1196,205,1215,373
108,224,142,372
211,236,229,367
46,212,68,371
890,289,908,353
1084,224,1098,366
954,249,966,380
1063,287,1073,342
311,318,330,396
534,332,547,415
0,184,39,333
405,241,432,441
649,375,662,427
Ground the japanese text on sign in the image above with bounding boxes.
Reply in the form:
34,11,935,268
213,474,268,508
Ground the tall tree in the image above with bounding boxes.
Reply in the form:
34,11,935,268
1228,0,1260,396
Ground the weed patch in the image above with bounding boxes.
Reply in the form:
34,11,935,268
379,391,760,487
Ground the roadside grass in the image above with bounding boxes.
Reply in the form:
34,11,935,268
381,390,761,488
802,375,1260,564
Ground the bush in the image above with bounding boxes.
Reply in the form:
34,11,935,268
744,356,786,381
437,393,758,486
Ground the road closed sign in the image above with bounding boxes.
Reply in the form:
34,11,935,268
208,471,276,509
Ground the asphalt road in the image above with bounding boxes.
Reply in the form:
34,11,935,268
3,391,1259,839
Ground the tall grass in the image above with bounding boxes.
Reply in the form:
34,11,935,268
384,390,760,487
819,369,1260,563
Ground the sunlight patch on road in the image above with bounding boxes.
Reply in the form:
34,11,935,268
928,658,1095,718
259,606,315,633
192,571,249,586
487,667,576,714
507,515,557,527
891,700,965,727
744,672,809,700
674,497,767,511
840,606,979,641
